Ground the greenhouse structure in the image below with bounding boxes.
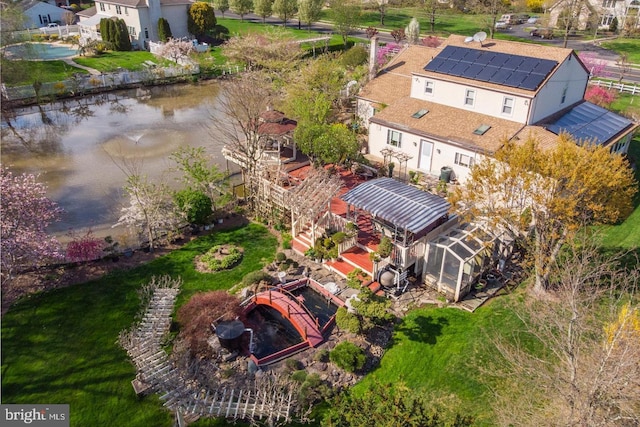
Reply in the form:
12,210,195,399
423,222,512,302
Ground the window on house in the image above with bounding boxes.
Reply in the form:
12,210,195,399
561,86,568,104
125,7,128,15
116,5,122,14
473,124,491,135
387,130,402,147
99,3,105,12
502,97,514,115
128,26,136,36
455,153,475,168
464,89,475,107
425,80,434,95
601,14,615,26
144,28,149,38
411,109,429,119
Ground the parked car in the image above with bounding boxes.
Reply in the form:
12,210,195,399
527,16,540,24
495,20,510,30
530,27,554,39
40,23,59,31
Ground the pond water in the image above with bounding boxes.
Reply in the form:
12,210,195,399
1,81,238,239
3,43,79,60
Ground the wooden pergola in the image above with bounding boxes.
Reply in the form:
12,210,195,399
290,168,343,247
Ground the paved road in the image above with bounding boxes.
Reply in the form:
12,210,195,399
219,13,639,83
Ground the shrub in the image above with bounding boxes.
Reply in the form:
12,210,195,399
282,232,292,249
346,268,367,288
291,370,307,383
299,373,332,406
200,245,243,271
66,229,104,262
314,349,330,362
331,231,347,245
275,252,287,263
177,291,242,358
377,236,393,258
335,307,361,334
285,358,303,371
157,17,173,42
330,341,366,372
340,46,368,68
212,24,230,41
175,189,212,225
241,270,273,287
585,86,617,108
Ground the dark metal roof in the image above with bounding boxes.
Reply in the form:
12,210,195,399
546,101,633,145
424,45,558,91
340,178,450,235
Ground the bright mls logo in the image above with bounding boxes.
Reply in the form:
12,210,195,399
2,405,69,426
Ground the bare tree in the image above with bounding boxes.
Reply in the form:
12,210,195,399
468,0,506,39
487,238,640,426
209,72,278,204
554,0,597,47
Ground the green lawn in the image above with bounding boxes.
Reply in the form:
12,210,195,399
1,223,277,427
0,59,88,86
600,38,640,63
73,50,161,72
598,135,640,249
354,297,525,425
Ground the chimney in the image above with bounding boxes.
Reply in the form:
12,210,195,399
369,36,379,80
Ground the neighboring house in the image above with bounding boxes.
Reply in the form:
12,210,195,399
20,0,69,28
548,0,640,30
357,35,637,183
77,0,192,50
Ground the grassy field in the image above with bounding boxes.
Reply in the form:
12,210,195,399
1,224,276,427
600,38,640,63
73,50,161,72
353,296,525,426
0,59,88,86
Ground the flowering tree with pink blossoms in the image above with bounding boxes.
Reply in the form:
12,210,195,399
578,52,609,78
377,42,402,67
1,165,63,286
584,86,617,108
158,38,194,63
66,229,104,263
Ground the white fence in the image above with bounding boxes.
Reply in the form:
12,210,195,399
1,64,199,101
589,79,640,96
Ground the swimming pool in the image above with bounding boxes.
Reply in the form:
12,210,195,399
3,43,78,60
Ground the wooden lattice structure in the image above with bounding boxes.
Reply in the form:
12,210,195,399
381,147,413,182
120,278,295,424
290,168,343,247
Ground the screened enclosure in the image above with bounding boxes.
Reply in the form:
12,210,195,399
424,223,511,301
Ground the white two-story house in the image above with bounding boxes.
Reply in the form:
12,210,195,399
358,35,637,183
77,0,192,50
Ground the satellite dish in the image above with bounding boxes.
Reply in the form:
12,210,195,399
473,31,488,45
464,36,474,43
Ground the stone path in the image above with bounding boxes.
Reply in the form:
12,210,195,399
61,57,101,75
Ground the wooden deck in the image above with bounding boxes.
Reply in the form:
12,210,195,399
253,290,324,347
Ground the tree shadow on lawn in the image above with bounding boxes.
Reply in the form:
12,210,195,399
392,314,449,346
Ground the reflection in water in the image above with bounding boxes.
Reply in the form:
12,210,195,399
0,81,232,236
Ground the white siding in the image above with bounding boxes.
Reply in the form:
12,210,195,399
368,122,483,183
529,55,588,123
25,3,67,29
410,76,529,124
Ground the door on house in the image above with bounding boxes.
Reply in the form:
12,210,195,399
419,139,433,172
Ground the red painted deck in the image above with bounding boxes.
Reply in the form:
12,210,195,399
341,246,374,274
254,290,324,347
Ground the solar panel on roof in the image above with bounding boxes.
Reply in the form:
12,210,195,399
422,45,558,91
489,68,512,85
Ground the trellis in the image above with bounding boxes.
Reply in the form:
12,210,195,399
290,168,343,247
120,277,295,424
380,147,413,182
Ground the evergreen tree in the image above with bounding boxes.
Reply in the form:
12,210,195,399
157,17,172,42
115,19,132,51
188,2,217,38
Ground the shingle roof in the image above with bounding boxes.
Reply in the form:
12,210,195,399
370,96,525,154
357,45,439,106
341,178,451,235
